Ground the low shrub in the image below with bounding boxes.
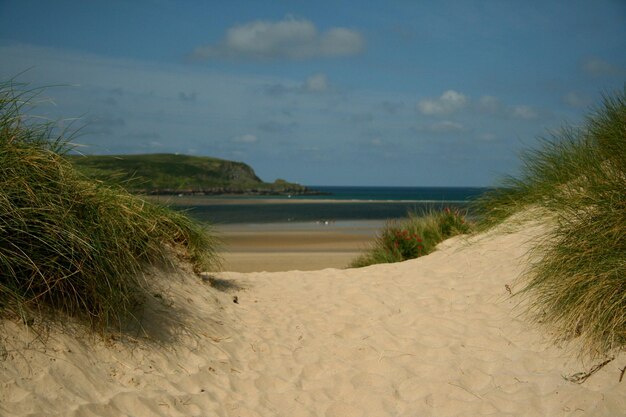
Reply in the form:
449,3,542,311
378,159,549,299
439,207,471,236
350,208,470,268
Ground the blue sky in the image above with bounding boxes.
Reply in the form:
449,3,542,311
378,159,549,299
1,0,624,186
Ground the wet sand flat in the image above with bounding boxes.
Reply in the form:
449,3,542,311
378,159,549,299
216,221,383,272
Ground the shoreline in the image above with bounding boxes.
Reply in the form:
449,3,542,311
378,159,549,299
143,193,478,226
145,195,473,206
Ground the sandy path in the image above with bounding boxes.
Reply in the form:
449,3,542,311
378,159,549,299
1,221,624,417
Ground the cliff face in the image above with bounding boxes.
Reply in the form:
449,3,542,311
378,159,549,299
67,153,317,195
221,160,262,183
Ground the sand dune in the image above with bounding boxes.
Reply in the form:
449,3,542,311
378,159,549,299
1,220,624,417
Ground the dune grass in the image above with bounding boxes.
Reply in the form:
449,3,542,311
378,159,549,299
0,81,220,329
474,88,625,358
350,208,471,268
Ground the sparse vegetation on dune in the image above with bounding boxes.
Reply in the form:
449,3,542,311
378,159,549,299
475,88,626,358
0,81,220,329
350,208,471,268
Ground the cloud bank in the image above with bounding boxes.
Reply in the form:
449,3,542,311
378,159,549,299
232,134,258,144
582,57,624,77
304,73,331,93
191,16,365,60
417,90,468,115
0,43,562,186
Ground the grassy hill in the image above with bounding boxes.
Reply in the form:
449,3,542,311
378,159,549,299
67,153,317,195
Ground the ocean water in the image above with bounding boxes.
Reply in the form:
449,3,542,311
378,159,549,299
301,186,486,202
175,186,488,225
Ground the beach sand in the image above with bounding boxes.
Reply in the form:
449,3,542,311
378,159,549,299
1,217,624,417
216,221,383,272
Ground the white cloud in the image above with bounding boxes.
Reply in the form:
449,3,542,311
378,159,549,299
477,132,497,142
178,91,197,102
417,90,468,115
429,121,465,133
381,101,404,114
477,95,501,113
563,92,589,108
232,134,258,143
476,95,542,120
264,73,333,95
415,120,466,134
191,16,364,60
511,105,538,120
304,73,330,93
318,28,364,56
582,58,623,77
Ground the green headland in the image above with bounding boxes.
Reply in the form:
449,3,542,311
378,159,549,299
67,153,323,196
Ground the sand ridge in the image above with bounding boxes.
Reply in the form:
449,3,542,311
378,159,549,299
1,221,624,416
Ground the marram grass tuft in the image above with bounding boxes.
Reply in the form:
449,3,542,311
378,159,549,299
0,81,220,329
474,87,626,358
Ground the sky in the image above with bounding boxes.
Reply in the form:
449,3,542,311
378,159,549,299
0,1,624,186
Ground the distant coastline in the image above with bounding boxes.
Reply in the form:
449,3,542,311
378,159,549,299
149,186,488,224
146,185,488,202
136,186,329,197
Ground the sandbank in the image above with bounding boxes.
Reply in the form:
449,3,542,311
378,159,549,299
216,221,382,272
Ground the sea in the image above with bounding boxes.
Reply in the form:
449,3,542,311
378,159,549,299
172,186,489,225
